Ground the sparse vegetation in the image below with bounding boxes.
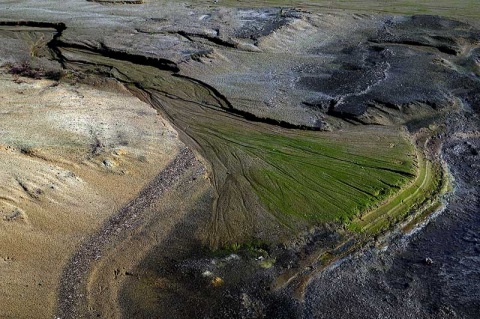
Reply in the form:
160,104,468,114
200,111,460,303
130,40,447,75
6,62,64,81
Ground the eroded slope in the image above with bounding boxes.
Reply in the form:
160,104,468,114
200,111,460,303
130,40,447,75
0,70,183,318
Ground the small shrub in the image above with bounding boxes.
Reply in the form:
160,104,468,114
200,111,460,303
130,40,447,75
8,62,42,79
7,62,64,81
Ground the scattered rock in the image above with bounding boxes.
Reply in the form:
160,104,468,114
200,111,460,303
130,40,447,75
211,276,224,287
424,257,433,266
1,203,29,226
102,159,117,168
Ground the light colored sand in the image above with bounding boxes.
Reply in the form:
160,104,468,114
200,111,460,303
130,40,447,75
0,70,184,319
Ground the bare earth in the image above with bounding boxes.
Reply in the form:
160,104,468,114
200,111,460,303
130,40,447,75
0,70,184,319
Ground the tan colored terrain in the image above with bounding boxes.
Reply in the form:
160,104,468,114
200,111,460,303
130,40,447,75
0,69,184,319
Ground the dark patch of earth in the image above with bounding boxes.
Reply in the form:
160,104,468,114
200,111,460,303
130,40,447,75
298,15,480,124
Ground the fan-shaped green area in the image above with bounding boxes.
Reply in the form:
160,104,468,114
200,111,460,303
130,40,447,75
349,149,446,235
59,47,419,244
202,125,416,226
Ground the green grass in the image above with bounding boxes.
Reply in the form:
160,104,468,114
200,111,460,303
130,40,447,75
199,124,416,227
79,50,419,235
349,151,443,235
60,47,427,245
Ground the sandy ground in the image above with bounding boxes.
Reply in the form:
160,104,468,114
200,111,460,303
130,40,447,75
0,70,184,319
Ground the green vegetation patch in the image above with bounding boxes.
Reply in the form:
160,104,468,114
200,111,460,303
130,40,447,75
349,152,444,235
59,47,419,243
200,124,416,227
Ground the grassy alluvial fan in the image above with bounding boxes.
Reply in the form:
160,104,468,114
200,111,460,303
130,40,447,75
0,2,468,318
205,125,415,225
56,46,420,244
